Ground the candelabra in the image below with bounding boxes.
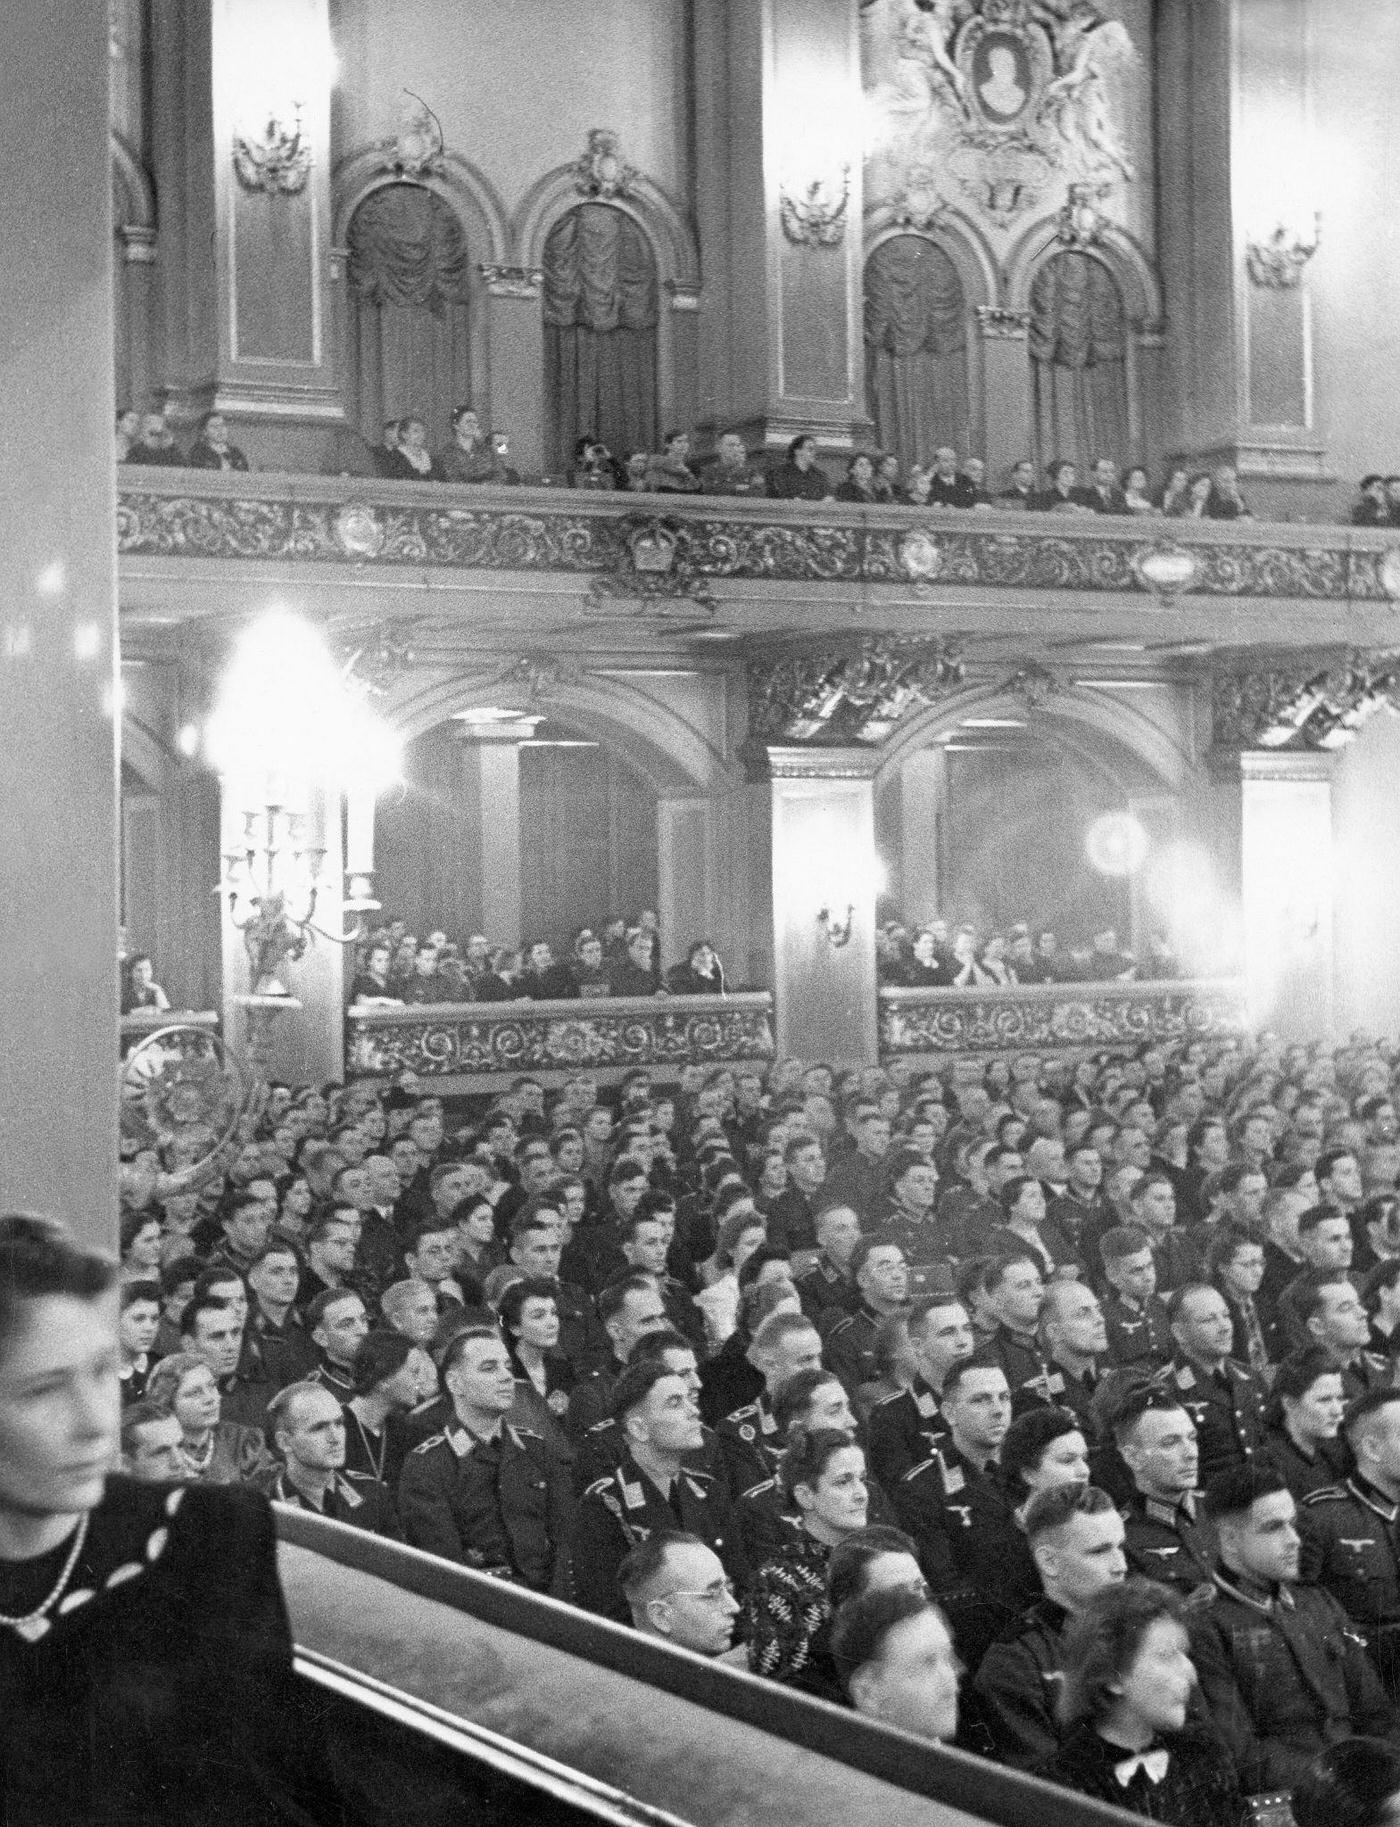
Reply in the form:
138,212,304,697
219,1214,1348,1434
219,802,378,999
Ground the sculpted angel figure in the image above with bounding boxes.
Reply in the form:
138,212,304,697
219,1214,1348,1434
894,0,975,119
1038,7,1137,179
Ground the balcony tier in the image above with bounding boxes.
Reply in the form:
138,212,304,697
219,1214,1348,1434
878,979,1248,1059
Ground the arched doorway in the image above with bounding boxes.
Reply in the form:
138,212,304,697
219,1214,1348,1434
345,183,474,452
864,234,971,469
1028,250,1129,476
542,202,659,476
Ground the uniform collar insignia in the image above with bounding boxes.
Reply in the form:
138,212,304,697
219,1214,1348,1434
1348,1476,1400,1523
447,1426,472,1458
621,1479,647,1510
1175,1363,1196,1389
915,1389,938,1418
335,1476,364,1509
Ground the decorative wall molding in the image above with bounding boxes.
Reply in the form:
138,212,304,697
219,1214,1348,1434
478,264,544,300
115,476,1400,608
1211,657,1400,752
879,980,1247,1058
975,305,1031,341
573,128,639,201
346,992,775,1081
746,638,966,746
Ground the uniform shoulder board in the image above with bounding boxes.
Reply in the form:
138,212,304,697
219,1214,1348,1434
1232,1363,1253,1383
871,1388,904,1411
740,1476,778,1502
1301,1484,1348,1506
903,1455,939,1483
583,1475,614,1499
724,1402,760,1426
1363,1351,1388,1372
506,1422,542,1449
411,1432,447,1455
829,1315,854,1339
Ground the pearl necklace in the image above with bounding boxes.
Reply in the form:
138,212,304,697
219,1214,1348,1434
0,1512,90,1642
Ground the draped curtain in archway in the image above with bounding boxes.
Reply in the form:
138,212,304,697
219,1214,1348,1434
346,184,472,451
864,236,970,469
1029,252,1128,476
543,203,659,476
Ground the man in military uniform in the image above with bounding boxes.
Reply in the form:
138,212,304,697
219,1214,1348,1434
1099,1225,1173,1369
767,1134,828,1256
870,1148,943,1266
980,1252,1056,1412
570,1360,748,1623
1165,1282,1264,1484
564,1273,667,1453
867,1294,974,1491
715,1309,824,1495
1295,1271,1394,1404
893,1357,1037,1669
1037,1280,1109,1443
826,1238,911,1408
505,1201,606,1375
973,1482,1127,1767
1115,1385,1217,1599
398,1324,572,1593
1190,1463,1393,1791
795,1203,863,1330
618,1206,706,1353
264,1381,402,1538
1303,1386,1400,1701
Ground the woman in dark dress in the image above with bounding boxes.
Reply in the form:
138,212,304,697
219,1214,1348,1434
0,1213,346,1824
1040,1578,1247,1825
666,940,726,996
1260,1346,1349,1500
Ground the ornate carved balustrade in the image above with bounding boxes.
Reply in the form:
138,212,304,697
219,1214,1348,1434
879,979,1247,1060
346,991,775,1091
116,470,1400,609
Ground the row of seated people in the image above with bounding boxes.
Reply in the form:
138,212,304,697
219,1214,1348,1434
348,918,727,1005
100,1028,1400,1822
878,918,1182,988
1351,475,1400,526
117,394,1265,529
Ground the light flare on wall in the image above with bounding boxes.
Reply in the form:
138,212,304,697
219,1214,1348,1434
1085,811,1149,878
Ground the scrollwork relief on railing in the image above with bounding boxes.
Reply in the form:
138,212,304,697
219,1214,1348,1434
346,994,775,1080
879,982,1247,1057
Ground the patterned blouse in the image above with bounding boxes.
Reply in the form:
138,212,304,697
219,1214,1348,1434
744,1530,833,1685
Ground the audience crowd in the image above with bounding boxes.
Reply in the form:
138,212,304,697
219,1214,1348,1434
347,914,727,1006
877,917,1183,987
121,400,1400,536
102,1022,1400,1823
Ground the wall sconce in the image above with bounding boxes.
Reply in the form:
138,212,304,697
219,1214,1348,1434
1245,212,1321,289
233,105,312,194
817,902,854,948
779,168,850,248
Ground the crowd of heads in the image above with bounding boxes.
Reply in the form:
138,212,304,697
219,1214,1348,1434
877,915,1187,988
26,1021,1400,1820
349,912,726,1006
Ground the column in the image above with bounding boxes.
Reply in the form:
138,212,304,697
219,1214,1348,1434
1238,752,1334,1038
1156,0,1326,509
976,308,1033,479
694,0,867,452
766,749,880,1066
0,2,118,1241
479,265,545,480
657,798,714,966
459,719,539,947
151,0,340,458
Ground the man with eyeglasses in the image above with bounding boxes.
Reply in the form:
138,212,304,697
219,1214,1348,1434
618,1530,745,1663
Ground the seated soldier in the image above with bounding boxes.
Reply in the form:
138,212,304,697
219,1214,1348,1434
893,1356,1038,1673
119,1398,190,1482
973,1482,1127,1768
867,1293,974,1491
264,1381,402,1537
1099,1224,1173,1368
1113,1385,1217,1600
825,1239,912,1412
1190,1463,1393,1793
618,1529,746,1663
1165,1282,1264,1485
397,1324,572,1591
715,1308,825,1494
570,1359,748,1623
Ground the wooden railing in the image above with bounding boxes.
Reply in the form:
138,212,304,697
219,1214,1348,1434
879,978,1248,1058
346,991,775,1091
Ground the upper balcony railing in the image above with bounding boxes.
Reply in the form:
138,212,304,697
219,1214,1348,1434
116,468,1400,611
879,978,1248,1059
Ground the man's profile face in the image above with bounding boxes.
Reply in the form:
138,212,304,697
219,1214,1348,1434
0,1292,121,1520
127,1413,188,1481
1042,1508,1127,1609
648,1541,740,1655
281,1389,347,1474
315,1296,368,1367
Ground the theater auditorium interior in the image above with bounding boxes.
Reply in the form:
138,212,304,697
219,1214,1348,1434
11,0,1400,1822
